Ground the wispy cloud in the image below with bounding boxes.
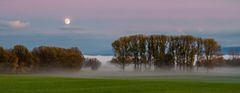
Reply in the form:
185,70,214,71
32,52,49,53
0,19,30,30
58,25,83,31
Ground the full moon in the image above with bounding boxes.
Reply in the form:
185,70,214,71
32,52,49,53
64,18,71,25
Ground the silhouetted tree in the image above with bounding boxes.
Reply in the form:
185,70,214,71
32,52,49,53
83,58,101,70
11,45,34,73
112,34,223,71
0,47,9,72
32,46,84,72
0,45,85,73
225,48,240,66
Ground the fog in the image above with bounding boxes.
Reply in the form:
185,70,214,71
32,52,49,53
35,55,240,79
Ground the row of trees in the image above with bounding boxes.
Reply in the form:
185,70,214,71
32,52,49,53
112,34,224,71
83,58,101,70
225,48,240,66
0,45,84,73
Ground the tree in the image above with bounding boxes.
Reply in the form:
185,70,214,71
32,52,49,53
11,45,34,73
203,39,220,65
0,45,85,73
8,53,19,73
32,46,84,71
158,35,168,66
138,35,147,70
83,58,101,70
225,48,240,66
0,47,9,72
112,34,223,71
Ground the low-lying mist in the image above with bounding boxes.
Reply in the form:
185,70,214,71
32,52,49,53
35,55,240,79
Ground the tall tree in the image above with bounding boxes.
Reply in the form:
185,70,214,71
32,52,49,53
12,45,34,73
0,47,9,72
203,39,221,68
112,34,222,71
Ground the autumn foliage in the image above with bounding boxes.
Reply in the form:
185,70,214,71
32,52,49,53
0,45,84,73
112,34,223,71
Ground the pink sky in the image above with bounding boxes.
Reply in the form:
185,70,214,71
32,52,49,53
1,0,240,49
1,0,239,19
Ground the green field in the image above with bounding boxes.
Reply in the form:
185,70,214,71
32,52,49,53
0,75,240,93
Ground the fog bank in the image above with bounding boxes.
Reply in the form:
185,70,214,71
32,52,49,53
44,55,240,78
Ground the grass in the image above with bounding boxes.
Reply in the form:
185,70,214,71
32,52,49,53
0,74,240,93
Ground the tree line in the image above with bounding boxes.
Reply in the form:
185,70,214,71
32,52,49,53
111,34,224,71
83,58,101,70
225,48,240,66
0,45,85,73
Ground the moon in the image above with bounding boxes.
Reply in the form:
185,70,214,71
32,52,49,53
64,18,71,25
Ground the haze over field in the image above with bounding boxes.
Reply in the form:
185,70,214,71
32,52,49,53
1,1,240,93
1,0,240,54
75,55,240,78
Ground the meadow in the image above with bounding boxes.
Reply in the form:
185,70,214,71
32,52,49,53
0,74,240,93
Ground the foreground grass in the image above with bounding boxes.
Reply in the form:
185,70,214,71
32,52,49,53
0,75,240,93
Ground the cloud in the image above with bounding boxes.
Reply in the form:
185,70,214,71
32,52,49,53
58,25,83,31
0,19,30,30
8,20,30,29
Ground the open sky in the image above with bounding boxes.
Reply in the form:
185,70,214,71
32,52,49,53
0,0,240,54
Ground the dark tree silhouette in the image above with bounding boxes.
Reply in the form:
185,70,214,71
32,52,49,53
112,34,223,71
0,45,85,73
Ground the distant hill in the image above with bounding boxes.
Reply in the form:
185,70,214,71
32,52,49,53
221,47,240,55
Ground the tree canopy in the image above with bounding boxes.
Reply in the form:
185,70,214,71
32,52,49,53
112,34,223,71
0,45,84,73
